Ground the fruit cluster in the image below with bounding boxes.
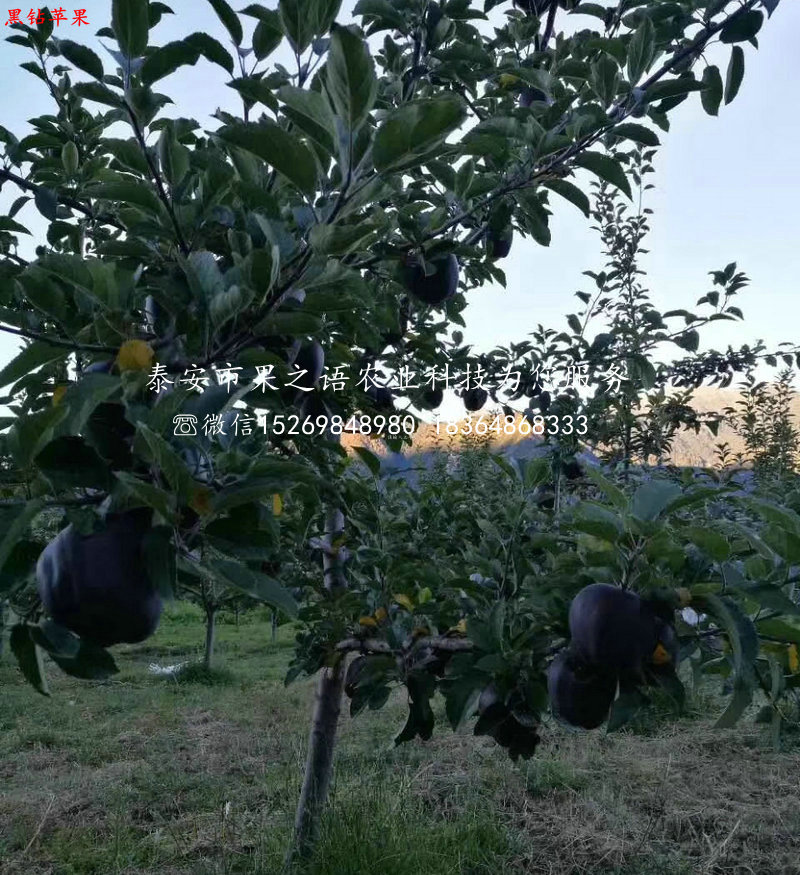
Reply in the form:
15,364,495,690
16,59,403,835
547,583,679,729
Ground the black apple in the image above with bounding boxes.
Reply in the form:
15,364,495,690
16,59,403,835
36,507,163,647
405,254,459,305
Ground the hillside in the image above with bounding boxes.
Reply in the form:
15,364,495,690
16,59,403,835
341,387,800,469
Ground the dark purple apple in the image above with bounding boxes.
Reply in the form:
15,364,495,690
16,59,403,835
36,507,162,647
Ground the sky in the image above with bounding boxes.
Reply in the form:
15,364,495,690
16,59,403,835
0,0,797,422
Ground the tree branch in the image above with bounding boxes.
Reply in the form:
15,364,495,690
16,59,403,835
335,635,474,655
540,0,559,52
0,167,126,232
0,322,121,354
0,494,106,509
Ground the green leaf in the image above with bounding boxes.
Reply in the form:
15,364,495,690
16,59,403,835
626,353,657,389
7,406,68,468
630,479,682,522
606,687,647,732
34,186,58,221
353,0,405,30
743,499,800,535
724,45,745,105
86,179,163,214
715,677,752,728
31,622,119,680
353,446,381,475
685,526,730,561
517,191,551,246
215,121,318,196
253,10,284,59
444,678,483,731
612,122,660,146
141,526,177,600
582,465,627,509
646,77,705,102
313,0,341,34
573,150,632,199
700,65,723,116
760,526,800,564
573,502,624,542
209,558,298,617
157,124,190,186
719,9,763,44
0,341,65,389
663,486,727,517
37,5,54,41
0,216,31,235
112,0,150,58
279,0,316,53
309,219,382,255
326,23,377,131
35,436,111,491
135,424,195,501
184,32,235,74
212,474,304,514
374,96,467,173
72,81,125,108
10,625,50,696
17,270,67,321
57,39,104,79
206,0,243,45
62,141,79,175
229,77,280,112
590,52,619,106
0,499,45,571
140,40,202,86
113,471,176,521
277,85,336,154
757,618,800,646
626,17,655,83
695,594,758,728
674,329,699,352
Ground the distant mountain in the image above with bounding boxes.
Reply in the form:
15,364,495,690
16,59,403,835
340,388,800,472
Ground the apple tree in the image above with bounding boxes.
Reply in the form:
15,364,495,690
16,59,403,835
0,0,786,859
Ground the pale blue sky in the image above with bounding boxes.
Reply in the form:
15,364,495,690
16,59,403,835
1,1,797,420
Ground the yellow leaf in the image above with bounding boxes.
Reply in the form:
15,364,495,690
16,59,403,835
499,73,519,88
116,339,154,372
358,616,377,628
393,593,415,612
652,643,671,666
272,494,283,516
677,587,692,608
789,645,799,674
455,618,467,634
52,384,68,406
374,606,387,623
418,586,432,605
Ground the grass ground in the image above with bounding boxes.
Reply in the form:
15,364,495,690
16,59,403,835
2,603,800,875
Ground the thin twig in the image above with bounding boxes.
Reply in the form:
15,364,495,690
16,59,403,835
0,322,120,353
122,99,190,256
0,167,126,232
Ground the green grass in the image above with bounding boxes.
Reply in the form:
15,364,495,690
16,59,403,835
2,603,800,874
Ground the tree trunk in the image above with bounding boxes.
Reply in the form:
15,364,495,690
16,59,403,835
271,609,278,643
288,503,347,863
203,607,217,670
